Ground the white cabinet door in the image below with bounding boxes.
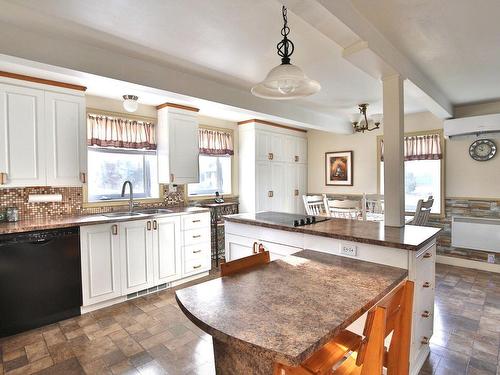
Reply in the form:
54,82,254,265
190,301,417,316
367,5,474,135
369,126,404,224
169,112,199,184
270,133,285,162
260,240,302,261
45,92,86,186
0,84,45,187
120,220,155,295
256,161,272,211
153,216,182,284
271,162,286,212
225,233,257,261
296,137,308,164
80,224,121,306
256,130,272,161
296,164,307,214
284,163,297,213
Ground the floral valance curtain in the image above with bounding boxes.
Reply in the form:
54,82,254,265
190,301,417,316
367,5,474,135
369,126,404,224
380,133,442,161
87,114,156,150
198,128,234,156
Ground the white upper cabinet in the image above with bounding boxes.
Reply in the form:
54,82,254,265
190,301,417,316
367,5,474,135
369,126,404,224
239,121,308,214
45,92,86,186
157,105,199,185
0,79,86,188
0,84,46,187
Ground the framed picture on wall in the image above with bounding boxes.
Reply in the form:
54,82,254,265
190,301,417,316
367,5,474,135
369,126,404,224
325,151,353,186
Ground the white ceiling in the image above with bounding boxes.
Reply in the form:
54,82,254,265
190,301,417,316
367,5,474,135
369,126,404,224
0,0,432,128
351,0,500,105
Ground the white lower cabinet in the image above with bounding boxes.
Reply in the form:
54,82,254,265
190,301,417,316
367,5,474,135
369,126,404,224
80,213,210,310
80,223,121,306
225,233,257,261
153,216,182,284
119,220,155,295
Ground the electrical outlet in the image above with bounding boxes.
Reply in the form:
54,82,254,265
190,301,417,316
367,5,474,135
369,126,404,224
341,244,357,257
168,184,177,193
488,253,495,264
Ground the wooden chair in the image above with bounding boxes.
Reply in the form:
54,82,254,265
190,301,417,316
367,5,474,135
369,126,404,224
303,195,328,216
275,280,414,375
408,196,434,226
220,250,271,277
323,195,362,220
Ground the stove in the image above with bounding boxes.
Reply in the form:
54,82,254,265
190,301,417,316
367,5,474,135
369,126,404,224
253,212,330,228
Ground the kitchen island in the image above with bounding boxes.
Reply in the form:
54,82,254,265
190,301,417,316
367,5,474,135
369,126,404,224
176,250,408,375
223,212,441,375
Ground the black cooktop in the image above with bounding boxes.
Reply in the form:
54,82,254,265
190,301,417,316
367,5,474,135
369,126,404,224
253,212,330,228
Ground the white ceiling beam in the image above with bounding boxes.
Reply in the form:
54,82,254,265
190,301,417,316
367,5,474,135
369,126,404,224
285,0,453,118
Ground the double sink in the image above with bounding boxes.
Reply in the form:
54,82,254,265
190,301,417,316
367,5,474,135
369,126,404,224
102,208,173,218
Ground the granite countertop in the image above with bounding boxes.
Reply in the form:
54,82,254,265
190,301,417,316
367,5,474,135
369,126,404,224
176,249,408,366
224,211,441,251
0,206,209,235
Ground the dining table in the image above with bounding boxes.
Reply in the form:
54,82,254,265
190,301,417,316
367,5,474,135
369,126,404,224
176,250,408,375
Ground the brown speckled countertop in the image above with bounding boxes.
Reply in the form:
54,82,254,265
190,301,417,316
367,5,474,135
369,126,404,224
176,249,408,366
0,206,208,235
224,211,441,251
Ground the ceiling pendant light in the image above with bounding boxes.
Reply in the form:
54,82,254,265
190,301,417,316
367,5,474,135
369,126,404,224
122,95,139,112
352,104,382,133
251,6,320,100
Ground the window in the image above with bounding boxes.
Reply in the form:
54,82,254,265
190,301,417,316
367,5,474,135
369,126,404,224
188,155,232,196
379,159,442,214
188,127,234,197
378,131,443,215
87,147,159,202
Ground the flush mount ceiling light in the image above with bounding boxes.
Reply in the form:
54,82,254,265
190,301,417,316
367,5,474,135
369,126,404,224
251,6,320,100
122,95,139,112
352,104,382,133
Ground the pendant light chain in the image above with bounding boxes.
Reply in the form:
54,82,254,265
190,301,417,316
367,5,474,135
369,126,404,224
276,6,295,65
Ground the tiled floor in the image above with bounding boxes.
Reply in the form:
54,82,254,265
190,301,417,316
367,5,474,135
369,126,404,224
1,263,500,375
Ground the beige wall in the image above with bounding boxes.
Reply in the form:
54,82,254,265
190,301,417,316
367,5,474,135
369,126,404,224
308,111,500,199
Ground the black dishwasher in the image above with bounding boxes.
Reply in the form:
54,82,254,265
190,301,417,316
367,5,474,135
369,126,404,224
0,227,82,337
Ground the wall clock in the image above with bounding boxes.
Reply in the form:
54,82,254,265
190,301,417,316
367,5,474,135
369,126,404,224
469,139,497,161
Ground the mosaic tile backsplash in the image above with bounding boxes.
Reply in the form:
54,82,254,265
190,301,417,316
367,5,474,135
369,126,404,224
0,185,186,220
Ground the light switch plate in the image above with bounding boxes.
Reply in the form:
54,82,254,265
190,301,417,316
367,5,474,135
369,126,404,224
488,253,495,264
341,243,357,257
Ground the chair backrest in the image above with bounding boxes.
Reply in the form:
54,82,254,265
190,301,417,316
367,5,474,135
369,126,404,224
363,194,385,214
323,195,362,219
356,280,414,375
302,195,327,216
220,251,270,277
409,196,434,226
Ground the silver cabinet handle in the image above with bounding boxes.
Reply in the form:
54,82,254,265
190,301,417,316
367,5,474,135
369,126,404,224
192,219,201,223
268,191,274,198
294,155,299,162
193,264,202,269
79,172,86,183
193,249,202,254
111,224,118,235
147,221,152,231
268,152,274,160
153,220,157,230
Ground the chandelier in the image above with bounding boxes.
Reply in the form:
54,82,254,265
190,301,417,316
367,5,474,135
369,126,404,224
251,6,320,100
352,104,382,133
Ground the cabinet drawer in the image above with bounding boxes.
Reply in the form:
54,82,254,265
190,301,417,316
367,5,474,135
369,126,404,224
183,227,210,246
184,243,211,262
415,245,435,284
182,213,210,230
183,255,211,276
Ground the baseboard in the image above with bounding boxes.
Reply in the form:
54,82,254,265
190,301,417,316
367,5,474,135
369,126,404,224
437,255,500,273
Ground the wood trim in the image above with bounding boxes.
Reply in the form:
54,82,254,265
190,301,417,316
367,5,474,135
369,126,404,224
237,119,307,133
156,102,199,112
0,71,87,91
86,108,157,123
445,196,500,201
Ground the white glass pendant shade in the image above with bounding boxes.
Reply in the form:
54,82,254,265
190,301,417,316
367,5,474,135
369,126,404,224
122,95,139,112
251,63,321,100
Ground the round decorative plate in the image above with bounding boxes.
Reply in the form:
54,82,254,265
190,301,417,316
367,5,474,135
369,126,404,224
469,139,497,161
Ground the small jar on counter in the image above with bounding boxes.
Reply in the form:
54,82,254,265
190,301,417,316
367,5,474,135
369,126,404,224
5,207,19,222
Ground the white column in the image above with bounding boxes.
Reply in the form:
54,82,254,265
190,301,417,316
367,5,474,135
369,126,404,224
383,75,405,227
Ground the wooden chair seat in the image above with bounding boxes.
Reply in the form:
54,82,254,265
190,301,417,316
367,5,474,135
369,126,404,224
275,330,362,375
220,250,270,277
333,355,361,375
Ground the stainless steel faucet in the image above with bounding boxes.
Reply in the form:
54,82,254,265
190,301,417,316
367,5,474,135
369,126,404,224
121,181,134,213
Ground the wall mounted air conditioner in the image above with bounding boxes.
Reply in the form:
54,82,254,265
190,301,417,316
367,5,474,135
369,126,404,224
444,113,500,139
